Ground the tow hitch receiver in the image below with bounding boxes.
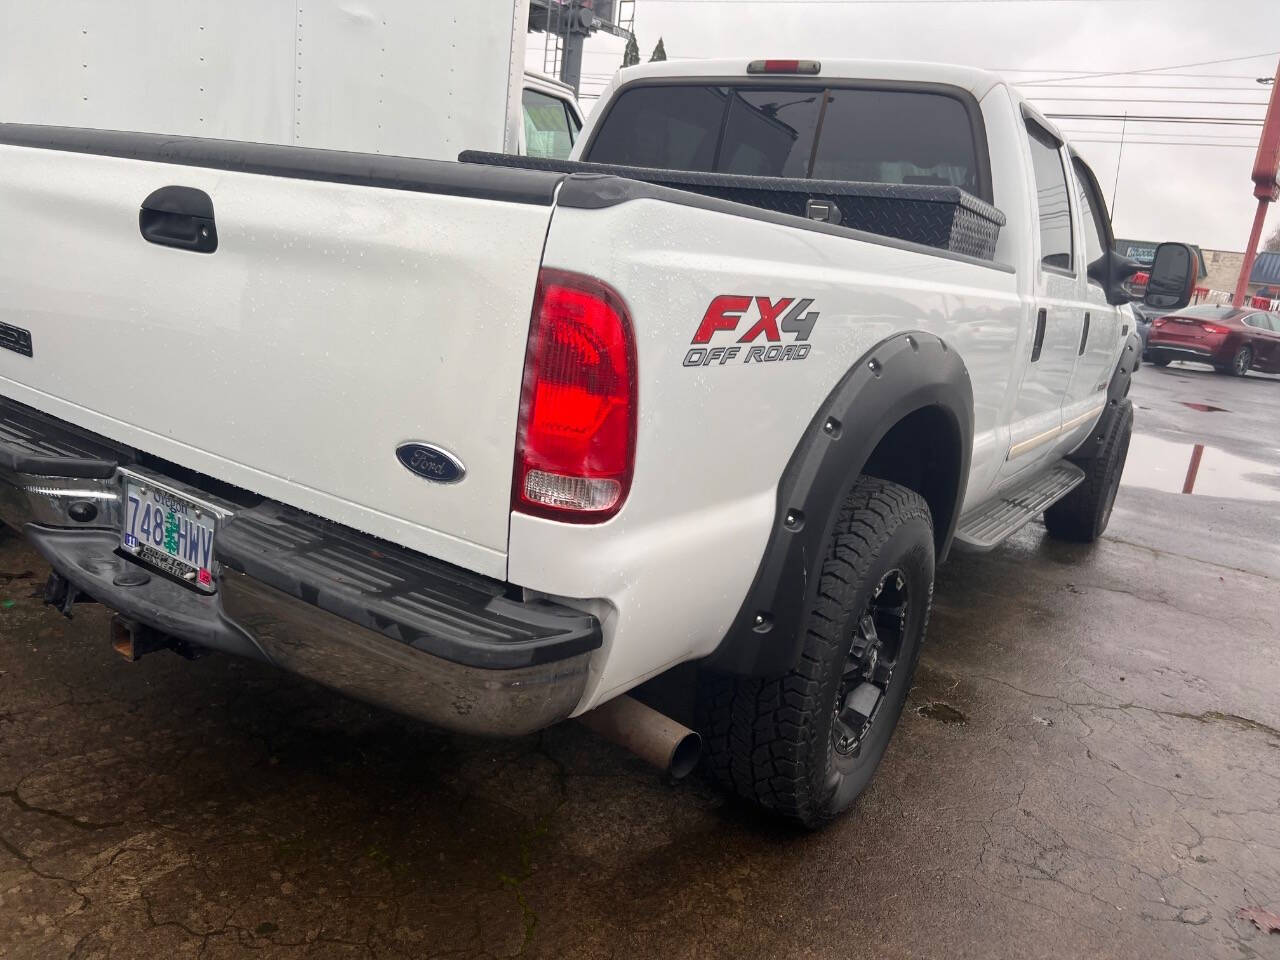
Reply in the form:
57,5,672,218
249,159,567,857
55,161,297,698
110,614,208,662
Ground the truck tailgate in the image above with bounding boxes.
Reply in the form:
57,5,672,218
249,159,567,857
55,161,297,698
0,128,561,578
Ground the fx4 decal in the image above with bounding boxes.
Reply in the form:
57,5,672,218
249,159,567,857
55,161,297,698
684,295,819,367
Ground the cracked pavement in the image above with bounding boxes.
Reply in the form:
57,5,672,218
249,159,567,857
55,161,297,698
2,363,1279,959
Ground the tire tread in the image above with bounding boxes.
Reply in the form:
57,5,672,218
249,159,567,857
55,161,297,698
699,477,932,826
1044,399,1134,542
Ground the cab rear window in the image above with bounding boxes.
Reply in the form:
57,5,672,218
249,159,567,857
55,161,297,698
584,83,985,197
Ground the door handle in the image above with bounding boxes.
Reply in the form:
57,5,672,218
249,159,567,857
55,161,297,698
1031,308,1047,362
139,186,218,253
1078,312,1090,356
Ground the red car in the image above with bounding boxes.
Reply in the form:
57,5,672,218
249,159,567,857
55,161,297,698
1145,304,1280,376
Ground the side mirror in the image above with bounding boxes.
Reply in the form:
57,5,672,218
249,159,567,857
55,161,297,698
1143,242,1198,311
1091,251,1144,306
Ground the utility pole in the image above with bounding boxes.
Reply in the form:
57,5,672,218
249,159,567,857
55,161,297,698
528,0,635,95
1233,60,1280,307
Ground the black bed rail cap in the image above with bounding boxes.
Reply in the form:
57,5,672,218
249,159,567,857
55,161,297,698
0,124,564,206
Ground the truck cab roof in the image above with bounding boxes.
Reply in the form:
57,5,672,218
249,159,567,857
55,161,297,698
610,57,1008,99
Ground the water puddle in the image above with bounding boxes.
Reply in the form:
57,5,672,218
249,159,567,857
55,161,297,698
1180,402,1229,413
1123,434,1280,502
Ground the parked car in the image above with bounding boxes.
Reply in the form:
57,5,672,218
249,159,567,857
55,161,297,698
0,52,1196,827
521,71,585,160
1129,300,1164,356
1145,304,1280,376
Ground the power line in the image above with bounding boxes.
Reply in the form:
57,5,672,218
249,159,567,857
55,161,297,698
1060,126,1259,139
1070,138,1257,148
1056,127,1259,140
1045,113,1265,125
1027,97,1269,106
1013,51,1280,85
1014,83,1269,91
645,0,1154,3
1004,71,1272,80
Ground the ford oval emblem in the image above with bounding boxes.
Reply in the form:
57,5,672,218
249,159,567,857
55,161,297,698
396,443,466,484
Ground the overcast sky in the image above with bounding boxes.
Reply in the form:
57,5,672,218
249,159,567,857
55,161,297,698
529,0,1280,254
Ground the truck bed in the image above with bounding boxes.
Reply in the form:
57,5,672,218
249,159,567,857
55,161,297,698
459,150,1006,262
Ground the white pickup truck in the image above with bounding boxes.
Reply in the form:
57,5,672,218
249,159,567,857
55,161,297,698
0,56,1196,826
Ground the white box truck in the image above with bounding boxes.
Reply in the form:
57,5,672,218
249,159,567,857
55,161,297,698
0,0,583,160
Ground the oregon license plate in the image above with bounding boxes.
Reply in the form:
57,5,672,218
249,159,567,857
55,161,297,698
121,480,218,591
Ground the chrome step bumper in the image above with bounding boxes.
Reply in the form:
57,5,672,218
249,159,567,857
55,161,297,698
0,396,600,736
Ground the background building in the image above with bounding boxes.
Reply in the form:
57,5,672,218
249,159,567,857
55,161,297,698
1200,248,1246,295
1248,251,1280,301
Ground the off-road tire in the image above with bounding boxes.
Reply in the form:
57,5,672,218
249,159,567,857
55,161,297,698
1044,398,1133,543
698,477,935,828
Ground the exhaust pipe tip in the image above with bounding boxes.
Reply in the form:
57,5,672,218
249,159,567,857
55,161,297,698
576,693,702,780
667,729,702,780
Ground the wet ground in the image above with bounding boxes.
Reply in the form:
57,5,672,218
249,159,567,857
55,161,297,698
2,360,1279,959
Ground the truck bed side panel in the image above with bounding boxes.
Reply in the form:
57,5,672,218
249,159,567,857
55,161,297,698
512,197,1022,709
0,143,554,577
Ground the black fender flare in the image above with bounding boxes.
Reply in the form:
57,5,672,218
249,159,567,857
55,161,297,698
709,331,974,676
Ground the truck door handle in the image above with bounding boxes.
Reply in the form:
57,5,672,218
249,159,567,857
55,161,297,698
139,186,218,253
1031,308,1047,362
1078,312,1090,356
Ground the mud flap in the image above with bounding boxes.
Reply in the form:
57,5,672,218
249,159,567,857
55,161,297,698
1069,331,1141,465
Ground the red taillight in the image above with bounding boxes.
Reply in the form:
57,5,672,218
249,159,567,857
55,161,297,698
513,269,636,523
747,59,821,75
1151,317,1166,327
1199,323,1228,335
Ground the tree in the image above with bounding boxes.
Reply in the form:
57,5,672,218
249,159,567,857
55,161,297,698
650,37,667,62
622,35,640,68
1264,223,1280,253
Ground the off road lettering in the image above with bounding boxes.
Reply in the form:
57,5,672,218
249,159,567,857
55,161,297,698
687,294,820,366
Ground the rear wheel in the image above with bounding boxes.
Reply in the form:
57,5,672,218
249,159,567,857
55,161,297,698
1044,399,1133,543
1218,344,1252,377
698,477,934,828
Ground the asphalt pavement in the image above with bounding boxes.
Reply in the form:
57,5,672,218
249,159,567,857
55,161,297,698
1,360,1278,960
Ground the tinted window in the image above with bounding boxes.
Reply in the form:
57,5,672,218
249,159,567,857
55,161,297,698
1026,121,1073,273
1243,313,1270,329
810,90,978,192
718,88,822,177
522,89,575,160
584,85,725,171
585,83,983,193
1072,158,1107,276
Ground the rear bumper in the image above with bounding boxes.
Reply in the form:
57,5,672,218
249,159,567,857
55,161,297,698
1143,342,1218,363
0,398,600,736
